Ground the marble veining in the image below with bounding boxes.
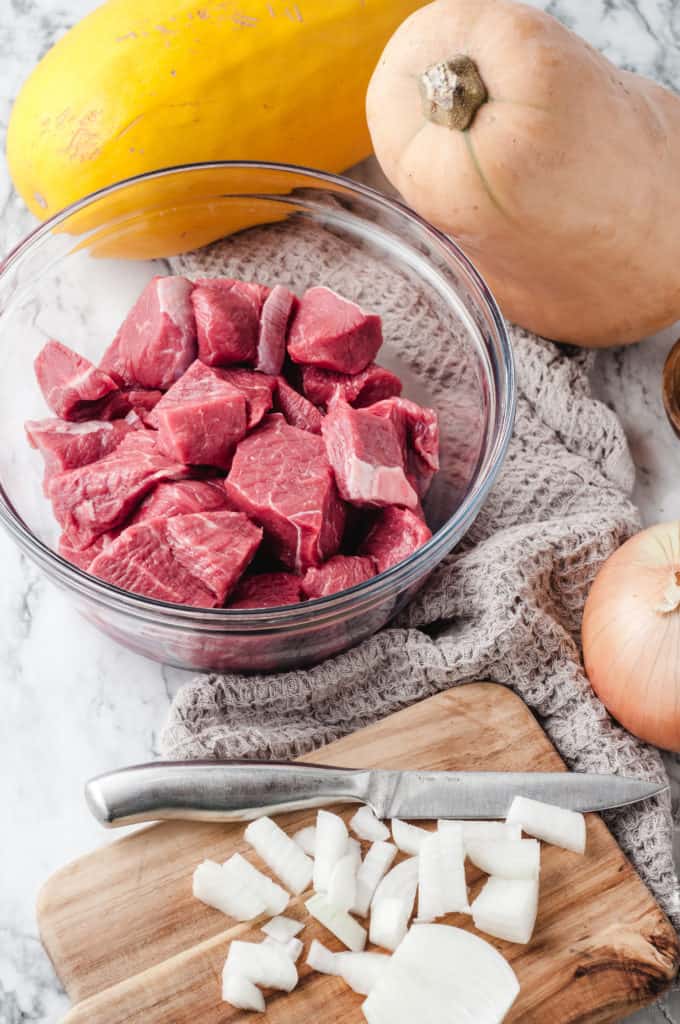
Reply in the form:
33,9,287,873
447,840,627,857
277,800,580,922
1,1,679,1021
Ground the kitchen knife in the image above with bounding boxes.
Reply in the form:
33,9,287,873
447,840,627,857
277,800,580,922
85,761,667,828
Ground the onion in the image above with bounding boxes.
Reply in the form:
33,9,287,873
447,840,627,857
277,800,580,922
263,935,304,963
305,892,367,952
306,939,339,974
582,521,680,750
221,972,265,1012
293,826,317,856
261,915,304,942
353,841,397,917
224,940,298,992
313,810,349,892
465,838,540,880
438,826,469,913
244,816,313,894
328,852,358,912
439,820,522,849
193,859,268,920
306,941,390,995
417,833,445,922
362,924,520,1024
347,837,362,870
223,853,289,916
391,819,430,855
371,857,419,910
506,797,586,854
350,805,390,842
471,876,539,945
369,895,412,951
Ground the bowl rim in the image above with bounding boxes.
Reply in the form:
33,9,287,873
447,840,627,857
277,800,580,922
0,159,516,624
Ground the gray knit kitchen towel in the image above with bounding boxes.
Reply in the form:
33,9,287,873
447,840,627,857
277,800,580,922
162,218,680,940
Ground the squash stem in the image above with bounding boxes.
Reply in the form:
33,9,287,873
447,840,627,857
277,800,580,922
419,56,487,130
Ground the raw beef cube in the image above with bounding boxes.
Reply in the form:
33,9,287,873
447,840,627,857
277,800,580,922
130,480,228,525
225,414,346,573
89,519,218,607
112,275,197,390
321,397,417,509
256,285,297,376
302,555,376,599
287,287,382,374
358,507,432,574
152,360,247,469
218,368,276,429
99,333,130,387
58,532,113,572
48,431,187,549
367,398,440,498
228,572,303,609
34,340,119,421
25,418,131,484
275,376,323,435
301,363,402,409
191,278,268,367
165,511,262,603
97,388,163,422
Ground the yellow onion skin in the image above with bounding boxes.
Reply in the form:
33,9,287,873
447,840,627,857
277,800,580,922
582,522,680,752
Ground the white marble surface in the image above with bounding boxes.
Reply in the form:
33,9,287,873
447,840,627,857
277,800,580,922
1,1,679,1021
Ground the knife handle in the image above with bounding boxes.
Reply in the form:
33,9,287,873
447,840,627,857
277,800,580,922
85,760,372,828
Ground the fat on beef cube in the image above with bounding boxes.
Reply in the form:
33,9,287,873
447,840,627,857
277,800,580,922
301,555,376,599
191,278,268,367
48,431,187,550
96,388,163,422
275,376,323,435
165,511,262,603
224,414,346,573
152,360,248,469
256,285,298,376
301,363,402,409
321,397,418,509
287,286,382,374
358,507,432,574
88,519,218,607
104,275,197,390
130,480,228,525
367,398,440,498
228,572,303,609
26,418,132,487
217,368,276,429
34,340,119,421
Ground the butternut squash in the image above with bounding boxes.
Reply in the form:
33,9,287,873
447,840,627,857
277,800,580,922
366,0,680,347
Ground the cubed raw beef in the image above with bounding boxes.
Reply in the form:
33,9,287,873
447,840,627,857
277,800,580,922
26,418,132,485
165,511,262,603
275,376,323,435
287,287,382,374
58,531,113,572
358,507,432,574
301,555,376,599
228,572,303,609
152,360,247,469
367,398,440,498
256,285,297,376
301,363,402,409
35,340,119,421
218,368,276,429
97,388,163,422
130,480,228,525
89,519,218,607
48,431,187,549
107,276,197,390
191,278,268,367
224,414,346,573
321,397,417,509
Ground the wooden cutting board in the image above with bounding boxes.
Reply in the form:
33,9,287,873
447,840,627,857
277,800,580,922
39,684,679,1023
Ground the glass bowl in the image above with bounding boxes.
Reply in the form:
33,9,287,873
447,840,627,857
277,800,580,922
0,162,515,672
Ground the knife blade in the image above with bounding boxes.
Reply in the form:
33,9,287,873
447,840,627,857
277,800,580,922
85,760,667,828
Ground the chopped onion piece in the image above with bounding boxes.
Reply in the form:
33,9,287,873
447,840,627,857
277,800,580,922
263,934,304,963
369,896,411,952
466,838,540,880
391,819,430,855
353,841,397,917
313,810,349,892
223,852,289,916
417,832,446,922
362,924,520,1024
221,972,265,1012
305,892,367,952
261,915,304,943
347,837,362,870
306,939,338,975
335,952,391,995
293,825,317,857
471,876,539,945
438,819,522,850
224,939,298,992
244,816,313,894
328,852,358,911
193,859,268,920
350,805,390,842
506,796,586,854
439,826,469,913
371,856,419,910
